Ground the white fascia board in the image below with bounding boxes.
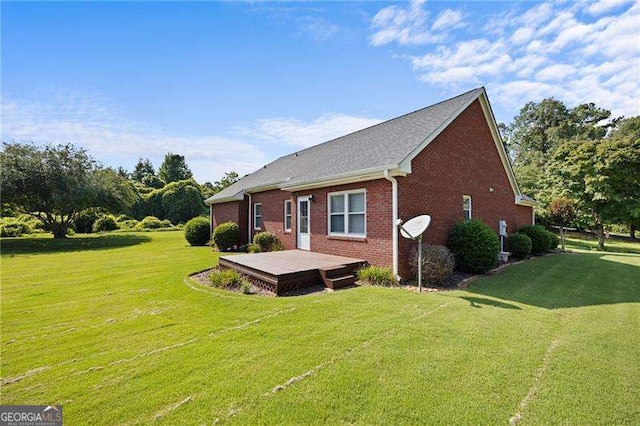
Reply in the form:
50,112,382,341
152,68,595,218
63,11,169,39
279,166,405,192
205,191,245,205
477,89,522,197
515,195,539,207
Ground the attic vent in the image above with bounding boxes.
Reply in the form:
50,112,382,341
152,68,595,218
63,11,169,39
263,165,267,169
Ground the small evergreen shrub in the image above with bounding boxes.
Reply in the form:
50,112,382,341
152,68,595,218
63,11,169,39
161,219,173,228
184,216,210,246
357,265,399,287
138,216,164,229
74,210,99,233
448,219,500,273
410,245,455,287
253,231,282,252
213,221,240,251
547,231,560,250
0,221,31,237
518,225,552,255
248,243,261,253
507,233,532,259
209,268,247,289
92,215,119,232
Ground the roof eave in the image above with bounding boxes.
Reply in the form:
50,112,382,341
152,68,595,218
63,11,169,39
515,195,539,207
279,165,405,192
206,191,245,205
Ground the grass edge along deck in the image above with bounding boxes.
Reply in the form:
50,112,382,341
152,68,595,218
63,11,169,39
218,250,367,295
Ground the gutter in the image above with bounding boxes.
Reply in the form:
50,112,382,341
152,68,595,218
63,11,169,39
384,169,400,280
247,192,252,244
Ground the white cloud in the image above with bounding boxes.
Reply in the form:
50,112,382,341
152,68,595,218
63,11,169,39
369,0,459,46
242,114,382,148
298,16,340,42
370,1,640,120
431,9,464,32
0,91,268,182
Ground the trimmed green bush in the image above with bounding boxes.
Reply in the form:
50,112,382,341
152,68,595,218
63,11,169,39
448,220,500,273
547,231,560,250
116,214,132,222
118,219,139,230
138,216,164,229
0,221,31,237
507,233,532,259
184,216,210,246
357,265,399,287
209,268,248,289
74,210,99,233
161,219,173,228
518,225,552,255
410,245,455,287
92,215,119,232
253,231,282,252
213,221,240,251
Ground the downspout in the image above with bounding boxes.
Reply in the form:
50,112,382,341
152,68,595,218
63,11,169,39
384,170,399,280
209,204,214,241
247,192,252,244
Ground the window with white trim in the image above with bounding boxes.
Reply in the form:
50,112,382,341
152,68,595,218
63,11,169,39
328,189,366,236
254,203,262,230
463,195,472,221
284,200,292,232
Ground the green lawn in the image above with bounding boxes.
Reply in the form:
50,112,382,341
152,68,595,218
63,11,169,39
1,232,638,424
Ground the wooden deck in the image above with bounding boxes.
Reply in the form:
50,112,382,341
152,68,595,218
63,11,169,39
218,250,367,295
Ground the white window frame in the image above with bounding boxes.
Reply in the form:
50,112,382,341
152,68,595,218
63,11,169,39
463,195,472,221
327,189,366,237
284,200,292,232
254,203,262,230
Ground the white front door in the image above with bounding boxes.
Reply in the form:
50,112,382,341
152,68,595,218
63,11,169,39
297,196,310,250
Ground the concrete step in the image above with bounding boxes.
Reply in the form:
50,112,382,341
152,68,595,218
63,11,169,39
324,274,356,290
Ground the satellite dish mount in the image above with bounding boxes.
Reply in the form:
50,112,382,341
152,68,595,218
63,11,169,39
396,215,431,293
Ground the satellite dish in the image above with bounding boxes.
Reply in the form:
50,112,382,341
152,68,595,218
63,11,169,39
396,215,432,293
397,215,431,240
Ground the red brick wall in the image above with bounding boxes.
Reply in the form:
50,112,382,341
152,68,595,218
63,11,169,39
250,190,296,250
211,199,248,245
396,99,533,277
294,180,393,267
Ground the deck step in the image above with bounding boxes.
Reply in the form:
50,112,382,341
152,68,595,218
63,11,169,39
318,265,350,279
324,274,356,290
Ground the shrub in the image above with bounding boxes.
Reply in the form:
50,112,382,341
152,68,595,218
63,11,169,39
253,231,282,252
213,221,240,251
209,268,247,289
138,216,164,229
357,265,399,287
547,230,560,250
248,243,261,253
184,216,210,246
74,210,99,233
241,281,253,294
118,219,139,230
410,245,455,287
92,215,119,232
507,233,532,259
116,214,132,222
448,220,500,273
518,225,552,255
0,221,31,237
161,219,173,228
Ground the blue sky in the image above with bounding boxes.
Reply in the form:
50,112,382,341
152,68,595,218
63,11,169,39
2,0,638,183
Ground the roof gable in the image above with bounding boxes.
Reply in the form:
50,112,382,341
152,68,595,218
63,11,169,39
208,87,523,204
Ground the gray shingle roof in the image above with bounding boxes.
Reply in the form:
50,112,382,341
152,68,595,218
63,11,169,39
209,87,484,203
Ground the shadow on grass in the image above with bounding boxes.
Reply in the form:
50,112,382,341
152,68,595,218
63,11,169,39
0,234,152,256
467,251,640,309
459,296,521,310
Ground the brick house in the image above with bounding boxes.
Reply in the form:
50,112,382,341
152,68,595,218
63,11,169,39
206,88,536,279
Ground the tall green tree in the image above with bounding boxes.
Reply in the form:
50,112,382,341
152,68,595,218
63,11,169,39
131,158,164,188
158,153,193,183
202,171,241,198
0,143,136,238
503,99,615,201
